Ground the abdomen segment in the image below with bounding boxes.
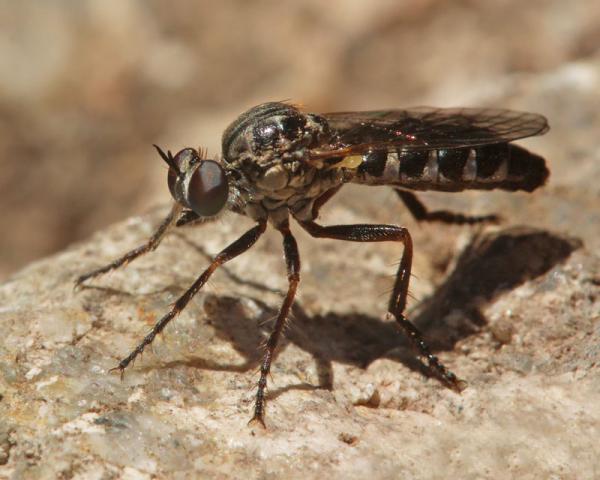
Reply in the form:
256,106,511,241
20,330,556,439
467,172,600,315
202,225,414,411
350,144,548,192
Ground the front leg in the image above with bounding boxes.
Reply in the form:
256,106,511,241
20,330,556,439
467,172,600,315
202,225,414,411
111,220,267,376
249,221,300,428
75,203,183,288
299,220,465,392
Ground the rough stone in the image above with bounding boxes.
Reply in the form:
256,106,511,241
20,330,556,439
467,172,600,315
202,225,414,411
1,2,600,479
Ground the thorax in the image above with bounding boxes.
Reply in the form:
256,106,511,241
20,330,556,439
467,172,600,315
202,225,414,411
220,102,343,224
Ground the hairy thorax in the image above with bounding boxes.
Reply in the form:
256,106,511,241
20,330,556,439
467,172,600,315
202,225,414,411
220,103,344,225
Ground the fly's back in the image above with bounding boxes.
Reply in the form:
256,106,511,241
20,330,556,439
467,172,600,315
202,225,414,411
218,103,344,220
221,103,331,171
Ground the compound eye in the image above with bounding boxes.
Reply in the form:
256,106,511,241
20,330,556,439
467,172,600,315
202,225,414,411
167,167,178,199
186,160,229,217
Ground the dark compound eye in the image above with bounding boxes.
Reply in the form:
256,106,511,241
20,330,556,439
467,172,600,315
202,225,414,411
185,160,229,217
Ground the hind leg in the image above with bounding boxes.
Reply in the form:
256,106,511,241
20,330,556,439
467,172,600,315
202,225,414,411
299,219,465,392
395,189,500,225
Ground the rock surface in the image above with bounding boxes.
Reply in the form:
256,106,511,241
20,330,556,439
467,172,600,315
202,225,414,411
1,159,599,478
1,2,600,479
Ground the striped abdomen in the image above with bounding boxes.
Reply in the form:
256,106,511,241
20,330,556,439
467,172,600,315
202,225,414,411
350,144,548,192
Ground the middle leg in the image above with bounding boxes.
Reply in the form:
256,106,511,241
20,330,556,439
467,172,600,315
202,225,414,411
299,219,465,392
249,221,301,428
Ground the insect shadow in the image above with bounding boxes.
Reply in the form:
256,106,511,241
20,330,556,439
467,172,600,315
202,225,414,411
164,226,580,399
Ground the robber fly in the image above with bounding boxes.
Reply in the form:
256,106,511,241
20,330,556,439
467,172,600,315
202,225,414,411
76,102,549,427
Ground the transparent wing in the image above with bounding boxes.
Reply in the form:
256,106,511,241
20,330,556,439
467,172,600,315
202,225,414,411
310,107,549,159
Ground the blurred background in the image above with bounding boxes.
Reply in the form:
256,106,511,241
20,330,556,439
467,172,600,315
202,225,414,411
1,0,599,281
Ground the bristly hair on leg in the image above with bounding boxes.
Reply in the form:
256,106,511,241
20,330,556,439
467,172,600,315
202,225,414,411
377,286,418,303
258,314,278,330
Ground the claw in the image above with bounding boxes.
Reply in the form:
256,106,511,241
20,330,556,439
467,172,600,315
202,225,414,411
451,377,468,393
73,274,89,291
109,365,126,381
247,414,267,430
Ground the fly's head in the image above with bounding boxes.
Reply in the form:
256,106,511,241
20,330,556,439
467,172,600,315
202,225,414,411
154,145,230,218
